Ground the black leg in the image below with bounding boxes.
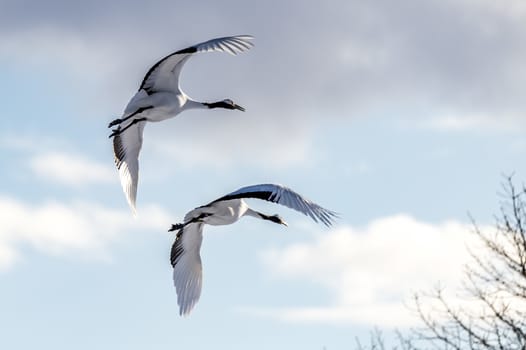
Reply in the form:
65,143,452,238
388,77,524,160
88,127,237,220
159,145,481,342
107,106,154,128
168,213,213,231
169,223,185,232
108,117,147,138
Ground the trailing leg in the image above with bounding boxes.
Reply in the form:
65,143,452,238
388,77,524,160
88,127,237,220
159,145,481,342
107,106,154,128
108,117,147,138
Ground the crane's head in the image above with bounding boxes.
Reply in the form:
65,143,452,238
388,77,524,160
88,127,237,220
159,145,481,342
204,99,245,112
268,214,288,226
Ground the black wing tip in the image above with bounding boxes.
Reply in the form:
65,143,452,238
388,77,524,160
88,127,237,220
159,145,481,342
170,228,185,267
237,36,255,45
217,34,254,41
233,34,255,40
322,211,340,227
112,132,126,167
139,34,254,92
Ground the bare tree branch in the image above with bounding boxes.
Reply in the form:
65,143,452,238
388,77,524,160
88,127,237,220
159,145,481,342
407,176,526,350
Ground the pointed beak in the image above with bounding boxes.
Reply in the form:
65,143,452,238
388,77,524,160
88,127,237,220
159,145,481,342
168,225,176,232
281,221,288,227
234,104,245,112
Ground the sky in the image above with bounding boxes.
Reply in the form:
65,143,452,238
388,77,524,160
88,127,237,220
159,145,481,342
1,0,526,348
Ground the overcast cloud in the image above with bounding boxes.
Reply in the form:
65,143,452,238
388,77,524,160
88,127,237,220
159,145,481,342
2,0,525,170
2,0,525,123
259,214,484,327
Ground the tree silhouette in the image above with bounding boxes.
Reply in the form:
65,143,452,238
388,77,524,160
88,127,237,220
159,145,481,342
410,176,526,350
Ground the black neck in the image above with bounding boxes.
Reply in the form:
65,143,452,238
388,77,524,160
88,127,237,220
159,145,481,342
204,101,231,109
258,212,281,224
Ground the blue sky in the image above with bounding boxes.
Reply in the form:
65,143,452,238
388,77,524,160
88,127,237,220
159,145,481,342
1,0,526,348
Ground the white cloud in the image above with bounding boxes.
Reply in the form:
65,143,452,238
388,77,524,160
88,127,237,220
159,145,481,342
258,214,483,327
29,151,116,187
0,195,173,270
146,116,315,169
421,114,525,132
1,135,118,188
0,244,18,271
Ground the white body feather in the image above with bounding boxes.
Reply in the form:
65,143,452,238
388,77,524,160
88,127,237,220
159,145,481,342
112,35,254,214
170,184,337,315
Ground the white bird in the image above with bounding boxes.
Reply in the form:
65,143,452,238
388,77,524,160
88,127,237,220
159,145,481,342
109,35,254,215
167,183,338,316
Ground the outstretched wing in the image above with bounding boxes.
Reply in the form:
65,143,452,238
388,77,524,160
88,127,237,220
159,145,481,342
140,35,254,94
170,223,204,316
210,184,338,227
112,119,146,216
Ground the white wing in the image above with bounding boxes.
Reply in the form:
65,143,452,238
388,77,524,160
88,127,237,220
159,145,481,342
170,223,204,316
140,35,254,94
211,184,338,227
112,120,146,215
